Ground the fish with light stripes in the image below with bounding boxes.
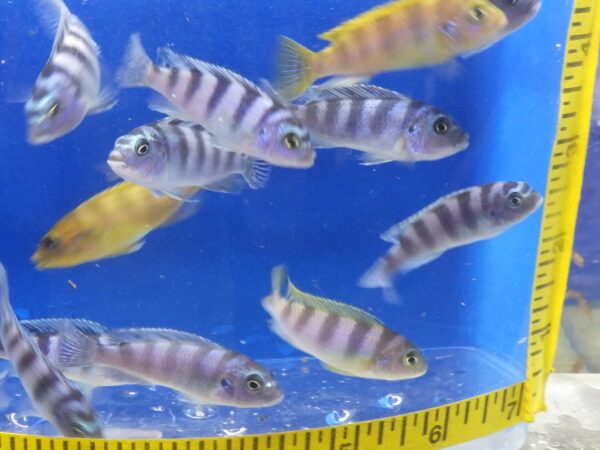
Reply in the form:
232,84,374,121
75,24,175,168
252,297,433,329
262,267,427,380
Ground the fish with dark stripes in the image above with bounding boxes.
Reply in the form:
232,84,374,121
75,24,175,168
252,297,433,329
262,266,427,380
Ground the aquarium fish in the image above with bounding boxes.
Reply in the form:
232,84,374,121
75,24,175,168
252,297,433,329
489,0,542,36
293,85,469,164
108,118,271,199
25,0,116,144
262,267,427,380
31,181,200,269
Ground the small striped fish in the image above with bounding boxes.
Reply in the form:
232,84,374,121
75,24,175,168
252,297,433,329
262,267,427,380
117,34,315,168
108,118,271,200
359,182,543,298
25,0,116,144
0,264,103,437
294,85,469,165
490,0,542,37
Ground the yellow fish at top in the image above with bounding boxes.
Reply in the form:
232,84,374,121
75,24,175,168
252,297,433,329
275,0,508,99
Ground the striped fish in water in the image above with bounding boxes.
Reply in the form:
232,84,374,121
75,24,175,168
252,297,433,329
262,267,427,380
489,0,542,37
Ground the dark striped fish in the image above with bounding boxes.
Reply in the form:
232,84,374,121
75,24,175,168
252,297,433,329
116,34,315,169
294,85,469,165
262,267,427,380
25,0,116,144
108,118,271,200
0,264,103,437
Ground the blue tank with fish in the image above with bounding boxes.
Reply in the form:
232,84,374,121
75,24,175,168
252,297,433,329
0,0,583,442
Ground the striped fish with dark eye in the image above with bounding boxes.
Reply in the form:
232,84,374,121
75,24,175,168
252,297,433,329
262,267,427,380
25,0,116,144
0,264,103,437
294,85,469,165
489,0,542,37
116,34,315,169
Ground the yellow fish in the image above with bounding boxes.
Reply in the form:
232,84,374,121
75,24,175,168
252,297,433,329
275,0,508,99
32,182,200,269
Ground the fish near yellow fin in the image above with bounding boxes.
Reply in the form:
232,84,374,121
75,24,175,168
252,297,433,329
321,362,353,376
275,36,315,100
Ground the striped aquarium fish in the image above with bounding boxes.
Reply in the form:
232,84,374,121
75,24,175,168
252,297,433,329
0,264,103,437
489,0,542,36
108,118,271,199
294,85,469,164
116,34,315,169
359,182,543,298
25,0,116,144
262,267,427,380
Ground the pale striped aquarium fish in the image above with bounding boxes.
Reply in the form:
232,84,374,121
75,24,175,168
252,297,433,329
262,267,427,380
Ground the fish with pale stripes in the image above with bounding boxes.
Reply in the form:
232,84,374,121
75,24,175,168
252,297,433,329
262,267,427,380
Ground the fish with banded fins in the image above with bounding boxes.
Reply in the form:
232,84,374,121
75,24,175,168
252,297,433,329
275,0,508,99
116,34,315,168
262,267,427,380
489,0,542,37
293,85,469,164
26,0,116,144
108,118,271,199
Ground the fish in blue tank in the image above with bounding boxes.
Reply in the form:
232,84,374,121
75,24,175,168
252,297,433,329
489,0,542,36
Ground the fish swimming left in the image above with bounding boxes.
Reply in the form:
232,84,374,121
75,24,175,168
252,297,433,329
489,0,542,37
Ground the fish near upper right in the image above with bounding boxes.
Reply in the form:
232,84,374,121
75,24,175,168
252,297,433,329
489,0,542,37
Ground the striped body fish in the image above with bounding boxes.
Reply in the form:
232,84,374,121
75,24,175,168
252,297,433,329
31,181,200,269
489,0,541,36
25,0,116,144
275,0,508,99
262,267,427,380
117,34,315,168
294,85,469,164
0,264,103,437
108,118,271,200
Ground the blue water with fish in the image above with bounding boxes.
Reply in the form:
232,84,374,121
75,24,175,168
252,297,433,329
0,0,574,439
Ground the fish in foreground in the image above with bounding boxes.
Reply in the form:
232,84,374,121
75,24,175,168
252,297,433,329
293,85,469,165
489,0,542,38
359,182,543,299
0,264,103,437
262,267,427,380
31,181,200,269
25,0,116,144
117,34,315,168
108,118,271,200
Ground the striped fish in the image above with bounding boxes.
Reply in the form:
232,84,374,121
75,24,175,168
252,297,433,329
108,118,271,200
116,34,315,169
0,264,103,437
294,85,469,165
262,267,427,380
25,0,116,144
489,0,542,37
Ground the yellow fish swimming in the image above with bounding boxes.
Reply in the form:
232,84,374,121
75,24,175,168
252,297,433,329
276,0,508,99
32,182,199,269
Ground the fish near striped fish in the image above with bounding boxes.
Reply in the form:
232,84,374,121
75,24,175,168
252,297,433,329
489,0,542,37
262,267,427,380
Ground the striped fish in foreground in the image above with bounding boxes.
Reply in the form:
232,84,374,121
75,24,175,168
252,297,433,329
262,267,427,380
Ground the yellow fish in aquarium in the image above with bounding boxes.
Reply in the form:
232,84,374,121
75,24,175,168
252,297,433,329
32,182,200,269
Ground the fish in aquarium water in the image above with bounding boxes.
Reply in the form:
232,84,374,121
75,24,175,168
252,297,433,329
25,0,116,144
275,0,508,99
489,0,542,36
116,34,315,169
31,181,200,269
108,117,271,200
293,84,469,165
262,266,427,380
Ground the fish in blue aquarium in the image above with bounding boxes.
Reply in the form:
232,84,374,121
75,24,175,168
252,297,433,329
489,0,542,36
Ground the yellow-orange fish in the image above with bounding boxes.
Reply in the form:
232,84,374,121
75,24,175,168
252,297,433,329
275,0,508,99
32,182,200,269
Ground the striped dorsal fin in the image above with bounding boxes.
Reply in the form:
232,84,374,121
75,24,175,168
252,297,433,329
105,328,220,348
21,318,107,336
303,84,408,102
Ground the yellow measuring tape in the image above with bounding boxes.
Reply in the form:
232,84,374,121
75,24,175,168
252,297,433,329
1,2,599,449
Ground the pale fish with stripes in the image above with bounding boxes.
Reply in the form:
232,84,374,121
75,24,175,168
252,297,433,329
262,266,427,380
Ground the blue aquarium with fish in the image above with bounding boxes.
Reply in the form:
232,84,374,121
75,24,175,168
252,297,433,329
0,0,593,446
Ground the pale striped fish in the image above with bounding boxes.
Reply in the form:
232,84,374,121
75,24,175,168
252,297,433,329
489,0,542,37
0,264,103,437
116,34,315,169
294,85,469,165
108,118,271,200
25,0,116,144
262,267,427,380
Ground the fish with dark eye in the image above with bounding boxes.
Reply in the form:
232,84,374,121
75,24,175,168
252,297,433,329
489,0,542,37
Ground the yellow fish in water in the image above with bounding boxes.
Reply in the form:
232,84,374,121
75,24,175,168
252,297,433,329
32,182,199,269
275,0,508,99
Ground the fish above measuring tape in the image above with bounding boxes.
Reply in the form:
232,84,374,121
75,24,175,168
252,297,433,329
116,34,315,169
262,266,427,380
293,85,469,165
108,117,271,200
25,0,116,144
489,0,542,37
274,0,508,99
359,182,543,300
